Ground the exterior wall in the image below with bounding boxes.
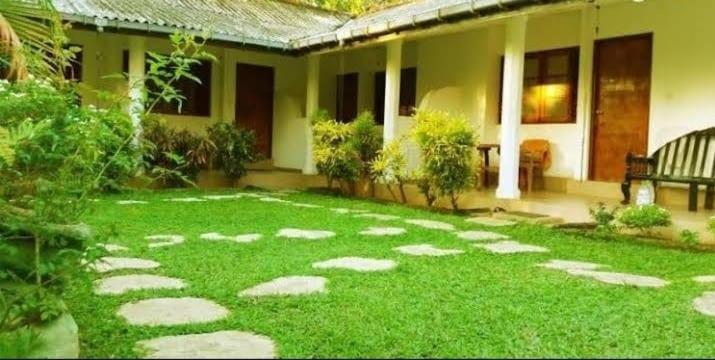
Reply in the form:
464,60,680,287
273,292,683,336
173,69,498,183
67,29,308,170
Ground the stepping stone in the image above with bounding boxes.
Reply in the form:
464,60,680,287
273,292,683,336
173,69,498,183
97,243,128,252
331,208,368,214
694,292,715,316
312,257,397,272
94,275,186,295
538,259,604,271
239,276,327,297
259,197,288,203
474,241,549,254
239,193,264,198
393,244,464,257
277,228,335,240
146,235,185,248
693,275,715,283
404,219,456,231
465,217,517,227
164,197,206,202
91,257,160,273
290,203,322,208
566,269,669,288
200,232,262,243
354,213,400,221
203,194,243,200
136,330,276,359
359,227,406,236
456,230,509,241
117,200,147,205
117,297,229,326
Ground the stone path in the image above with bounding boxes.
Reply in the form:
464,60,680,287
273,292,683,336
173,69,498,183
94,275,186,295
465,217,516,227
394,244,464,257
404,219,456,231
136,330,276,359
474,241,549,254
693,275,715,283
259,197,289,203
239,276,327,297
97,243,128,252
694,292,715,316
200,232,262,243
331,208,368,214
117,200,147,205
146,235,185,248
91,257,160,273
354,213,401,221
277,228,335,240
290,203,322,208
359,227,406,236
455,231,509,241
117,297,230,326
312,257,397,272
164,197,206,202
203,194,243,200
566,269,669,288
538,259,604,271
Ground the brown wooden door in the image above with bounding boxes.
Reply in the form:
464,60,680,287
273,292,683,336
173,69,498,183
336,72,358,122
590,34,652,182
236,63,274,158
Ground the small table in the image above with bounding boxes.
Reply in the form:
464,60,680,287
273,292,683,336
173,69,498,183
477,144,500,188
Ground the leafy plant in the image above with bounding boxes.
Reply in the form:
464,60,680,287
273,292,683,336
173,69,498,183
312,110,360,192
708,216,715,235
589,202,618,234
679,229,700,248
206,122,256,180
617,204,672,232
0,327,38,358
411,109,476,209
350,111,382,178
371,140,407,203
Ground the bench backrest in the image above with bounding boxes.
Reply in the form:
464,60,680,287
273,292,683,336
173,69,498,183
653,127,715,179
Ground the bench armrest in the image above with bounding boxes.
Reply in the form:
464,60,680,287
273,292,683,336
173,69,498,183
625,152,656,179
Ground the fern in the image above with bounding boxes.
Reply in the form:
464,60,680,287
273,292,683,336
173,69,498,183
0,126,14,166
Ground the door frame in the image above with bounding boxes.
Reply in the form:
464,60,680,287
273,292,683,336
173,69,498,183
235,62,275,159
588,32,653,181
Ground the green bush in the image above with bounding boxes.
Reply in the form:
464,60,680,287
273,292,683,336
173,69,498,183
617,204,672,232
312,110,360,191
589,202,618,233
679,229,700,248
411,109,476,209
349,111,382,177
206,122,256,180
371,140,407,203
708,216,715,235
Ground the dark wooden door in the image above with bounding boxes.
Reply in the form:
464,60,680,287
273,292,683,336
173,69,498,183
236,63,274,158
336,73,358,122
590,34,652,182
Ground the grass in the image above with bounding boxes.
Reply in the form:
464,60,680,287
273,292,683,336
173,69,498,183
66,188,715,358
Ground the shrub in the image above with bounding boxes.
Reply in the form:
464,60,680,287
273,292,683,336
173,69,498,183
617,204,672,232
411,109,476,209
206,122,256,180
349,111,382,177
312,110,360,191
371,140,407,203
589,202,618,233
679,229,700,248
708,216,715,235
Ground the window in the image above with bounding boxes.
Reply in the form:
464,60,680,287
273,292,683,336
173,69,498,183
374,67,417,125
122,50,212,117
500,47,579,124
63,44,83,81
336,72,358,123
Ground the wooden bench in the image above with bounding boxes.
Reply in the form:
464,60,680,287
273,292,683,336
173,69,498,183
622,127,715,211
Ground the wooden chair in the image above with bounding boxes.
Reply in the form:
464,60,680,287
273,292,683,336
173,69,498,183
519,139,551,193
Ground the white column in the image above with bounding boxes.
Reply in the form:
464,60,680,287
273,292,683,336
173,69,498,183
575,6,596,181
303,54,320,175
127,36,146,143
383,39,403,145
496,15,527,200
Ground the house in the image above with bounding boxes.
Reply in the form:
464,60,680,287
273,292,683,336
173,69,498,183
54,0,715,207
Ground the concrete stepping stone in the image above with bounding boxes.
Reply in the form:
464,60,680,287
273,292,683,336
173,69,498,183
359,227,406,236
465,217,517,227
203,194,243,200
259,197,289,203
394,244,464,257
146,235,185,248
456,230,509,241
117,200,147,205
94,275,186,295
200,232,262,243
277,228,335,240
164,197,206,202
693,275,715,283
136,330,276,359
694,292,715,316
538,259,604,271
239,193,264,198
312,257,397,272
404,219,456,231
474,241,549,254
239,276,327,297
331,208,369,214
91,257,160,273
565,269,669,288
97,243,128,252
117,297,229,326
290,202,322,208
354,213,400,221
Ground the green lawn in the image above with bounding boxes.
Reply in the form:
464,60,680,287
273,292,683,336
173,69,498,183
67,189,715,358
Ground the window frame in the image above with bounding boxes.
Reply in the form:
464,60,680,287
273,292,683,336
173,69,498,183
373,67,418,125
